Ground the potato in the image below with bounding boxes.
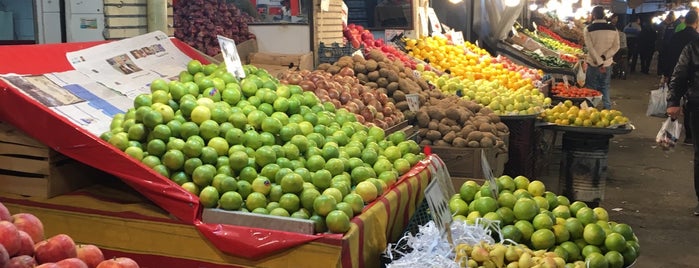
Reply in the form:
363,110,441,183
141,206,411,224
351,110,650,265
356,73,369,84
365,82,378,88
467,141,480,147
387,82,400,94
478,123,495,133
488,113,501,123
445,109,461,121
366,59,378,72
438,124,452,136
451,125,462,132
379,68,391,78
419,139,432,146
393,90,407,102
427,107,445,121
318,63,332,71
443,131,456,143
396,101,410,112
496,122,509,132
416,111,430,127
480,137,494,147
368,71,380,82
418,127,429,137
434,140,451,147
354,63,367,74
327,65,341,74
466,131,484,142
453,137,468,147
426,130,442,141
377,77,389,88
352,54,366,63
440,118,457,127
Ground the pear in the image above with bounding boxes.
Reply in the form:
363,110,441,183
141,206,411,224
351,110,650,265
539,256,557,268
467,259,478,268
505,246,521,262
507,262,520,268
489,245,506,268
483,259,497,268
471,245,491,263
553,257,565,268
518,252,533,268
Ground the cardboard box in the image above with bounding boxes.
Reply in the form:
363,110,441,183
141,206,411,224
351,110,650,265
0,122,101,198
249,51,314,70
427,146,505,179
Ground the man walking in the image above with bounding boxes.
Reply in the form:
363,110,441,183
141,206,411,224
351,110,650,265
583,6,620,109
662,11,699,145
666,11,699,215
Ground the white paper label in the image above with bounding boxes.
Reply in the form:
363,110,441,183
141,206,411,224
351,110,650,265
406,93,420,112
217,35,245,78
532,21,539,36
451,31,465,46
512,26,520,37
419,7,429,36
320,0,330,11
481,150,498,199
424,177,453,238
563,75,570,88
427,8,443,34
385,29,404,43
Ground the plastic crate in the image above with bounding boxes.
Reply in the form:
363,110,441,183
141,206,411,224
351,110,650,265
317,42,362,64
500,116,537,178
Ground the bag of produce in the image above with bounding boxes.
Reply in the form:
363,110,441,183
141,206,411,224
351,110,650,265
656,117,681,150
574,61,586,87
646,84,667,117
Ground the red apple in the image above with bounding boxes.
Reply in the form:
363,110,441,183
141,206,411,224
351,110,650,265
7,255,37,268
0,202,10,221
96,257,139,268
55,258,88,268
16,231,34,256
12,213,45,243
36,263,59,268
76,245,104,268
0,221,21,256
35,234,77,264
0,244,9,268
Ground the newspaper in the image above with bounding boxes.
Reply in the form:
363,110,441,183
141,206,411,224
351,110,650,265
66,31,191,99
0,31,197,136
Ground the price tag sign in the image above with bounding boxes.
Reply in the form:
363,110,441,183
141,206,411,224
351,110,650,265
352,49,364,58
562,75,570,88
451,31,465,46
481,150,498,199
406,94,420,112
419,7,429,35
385,29,404,43
512,26,520,37
320,0,330,11
532,21,539,36
217,35,245,79
424,176,454,240
427,8,443,34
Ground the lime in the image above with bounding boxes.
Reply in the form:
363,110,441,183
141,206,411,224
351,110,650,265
162,149,185,170
281,173,304,194
219,191,243,210
245,192,268,211
605,233,627,252
192,164,216,187
583,223,606,246
530,229,555,250
513,198,539,221
251,176,272,195
313,195,337,216
514,220,535,241
279,193,301,213
199,186,219,208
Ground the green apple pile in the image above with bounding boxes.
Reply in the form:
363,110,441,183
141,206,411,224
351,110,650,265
451,176,639,268
418,70,549,116
100,60,425,234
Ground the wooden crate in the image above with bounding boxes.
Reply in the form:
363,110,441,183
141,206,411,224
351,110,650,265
103,0,175,39
427,146,505,179
313,0,346,66
0,122,100,198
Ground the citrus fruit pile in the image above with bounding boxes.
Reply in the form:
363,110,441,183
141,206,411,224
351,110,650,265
540,101,630,127
100,60,425,234
451,176,639,268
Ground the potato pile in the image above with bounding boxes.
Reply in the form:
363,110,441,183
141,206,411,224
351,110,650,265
416,96,509,152
317,49,442,114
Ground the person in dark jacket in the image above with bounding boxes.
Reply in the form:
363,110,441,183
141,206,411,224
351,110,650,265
638,21,656,74
667,18,699,215
624,16,642,72
663,11,699,145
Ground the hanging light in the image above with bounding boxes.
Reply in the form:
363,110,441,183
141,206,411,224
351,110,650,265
529,4,538,11
504,0,521,7
449,0,463,4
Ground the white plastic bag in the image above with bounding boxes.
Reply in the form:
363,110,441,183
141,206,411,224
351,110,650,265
656,117,682,150
574,61,586,87
646,84,668,117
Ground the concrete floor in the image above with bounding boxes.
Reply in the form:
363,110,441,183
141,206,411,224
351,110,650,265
537,71,699,268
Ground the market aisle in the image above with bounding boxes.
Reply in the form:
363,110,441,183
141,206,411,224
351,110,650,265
601,72,699,267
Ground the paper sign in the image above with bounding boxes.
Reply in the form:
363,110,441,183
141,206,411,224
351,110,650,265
512,44,524,51
424,177,453,238
217,35,245,78
532,21,539,36
451,31,465,46
406,93,420,112
419,7,429,36
512,26,520,37
340,2,348,26
480,150,498,199
441,23,452,32
427,8,443,34
352,49,364,58
562,75,569,88
320,0,330,11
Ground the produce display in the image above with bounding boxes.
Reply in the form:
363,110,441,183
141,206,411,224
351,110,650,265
540,101,630,127
417,70,549,116
523,51,573,69
537,26,582,50
413,96,509,152
278,67,405,129
0,202,140,268
317,51,436,114
343,24,419,70
100,60,426,234
173,0,256,56
451,176,639,267
522,29,584,56
550,82,602,99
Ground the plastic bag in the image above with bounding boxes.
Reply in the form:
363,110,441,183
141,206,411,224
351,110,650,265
656,117,682,150
574,61,586,87
647,84,668,117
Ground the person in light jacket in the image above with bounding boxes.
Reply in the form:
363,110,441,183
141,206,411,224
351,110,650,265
584,6,620,109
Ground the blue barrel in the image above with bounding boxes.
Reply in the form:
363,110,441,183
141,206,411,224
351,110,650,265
558,133,612,204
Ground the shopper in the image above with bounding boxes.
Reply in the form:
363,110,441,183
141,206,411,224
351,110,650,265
666,18,699,215
610,14,628,79
657,12,677,76
664,11,699,146
638,21,657,74
583,6,620,110
624,16,642,72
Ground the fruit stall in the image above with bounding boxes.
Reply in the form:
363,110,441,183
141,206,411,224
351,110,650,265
0,0,641,267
